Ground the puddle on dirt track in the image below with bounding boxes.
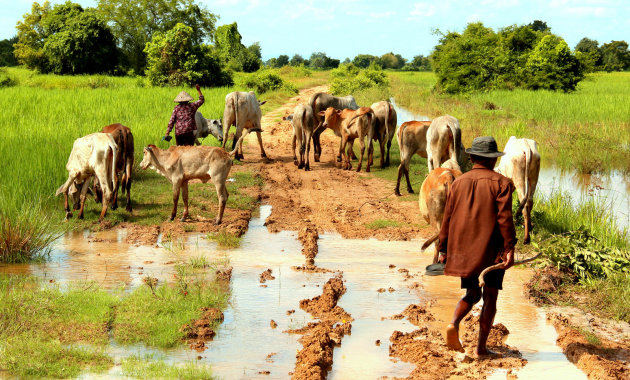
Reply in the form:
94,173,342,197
0,205,586,379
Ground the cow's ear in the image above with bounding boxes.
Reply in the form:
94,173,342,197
145,146,152,152
317,111,326,117
259,100,267,106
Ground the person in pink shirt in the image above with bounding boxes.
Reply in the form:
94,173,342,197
164,84,204,146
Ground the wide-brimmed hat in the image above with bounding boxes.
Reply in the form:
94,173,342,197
174,91,193,103
465,136,505,158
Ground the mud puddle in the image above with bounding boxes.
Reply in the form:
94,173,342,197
1,205,588,379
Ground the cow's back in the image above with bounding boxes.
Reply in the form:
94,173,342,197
419,168,462,225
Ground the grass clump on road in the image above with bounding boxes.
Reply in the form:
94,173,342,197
365,219,404,229
206,230,242,248
113,264,229,348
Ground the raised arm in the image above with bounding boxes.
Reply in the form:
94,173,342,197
192,84,204,110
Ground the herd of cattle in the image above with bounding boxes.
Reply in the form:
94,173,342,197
55,90,541,253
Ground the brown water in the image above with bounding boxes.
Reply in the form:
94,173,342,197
0,205,587,379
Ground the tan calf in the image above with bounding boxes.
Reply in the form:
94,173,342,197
283,104,316,171
419,168,462,263
140,140,242,224
319,107,375,172
395,120,432,196
96,124,134,212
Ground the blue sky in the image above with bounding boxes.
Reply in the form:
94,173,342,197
1,0,628,60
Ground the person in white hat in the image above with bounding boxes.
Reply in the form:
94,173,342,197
164,84,204,146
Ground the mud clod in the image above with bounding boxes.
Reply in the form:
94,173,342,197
287,309,295,315
215,267,233,283
375,339,381,346
377,288,386,293
182,307,224,352
270,320,278,329
260,268,275,283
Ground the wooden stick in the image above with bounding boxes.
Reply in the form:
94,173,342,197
478,251,542,287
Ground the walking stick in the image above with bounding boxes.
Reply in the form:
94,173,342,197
478,251,543,287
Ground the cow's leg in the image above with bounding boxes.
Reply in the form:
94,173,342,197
340,136,349,170
213,179,229,225
357,137,366,173
222,124,230,149
379,138,386,169
63,191,73,219
385,138,393,167
256,130,268,158
312,125,323,162
404,164,414,194
292,134,298,166
78,180,91,220
170,180,182,221
296,129,304,169
181,181,190,222
111,172,120,210
304,131,313,171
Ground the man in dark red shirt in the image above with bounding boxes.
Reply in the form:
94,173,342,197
437,136,516,356
165,84,204,146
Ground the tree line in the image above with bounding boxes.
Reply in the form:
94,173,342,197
0,4,628,92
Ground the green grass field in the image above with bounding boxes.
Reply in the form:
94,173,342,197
385,71,630,174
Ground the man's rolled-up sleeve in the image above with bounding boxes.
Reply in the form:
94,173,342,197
496,181,518,251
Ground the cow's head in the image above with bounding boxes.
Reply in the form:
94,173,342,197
319,107,340,129
208,119,223,143
140,145,156,170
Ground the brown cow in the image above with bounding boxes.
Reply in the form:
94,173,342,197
319,107,375,172
309,92,359,162
139,138,243,224
419,168,462,263
94,124,134,212
395,120,432,196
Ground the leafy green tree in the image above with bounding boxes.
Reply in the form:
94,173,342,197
97,0,217,74
600,40,630,72
352,54,377,68
525,35,584,91
528,20,550,32
309,52,339,69
0,37,18,66
377,52,406,69
575,37,602,73
410,55,431,71
144,23,232,87
273,54,289,67
289,54,305,66
214,22,261,72
14,1,119,74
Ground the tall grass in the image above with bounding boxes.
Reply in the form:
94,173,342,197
387,71,630,174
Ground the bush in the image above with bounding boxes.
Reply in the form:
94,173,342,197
0,69,17,87
239,70,297,94
329,63,388,95
432,21,584,93
144,23,232,87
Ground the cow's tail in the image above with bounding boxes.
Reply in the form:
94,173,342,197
421,233,439,251
447,122,461,163
384,102,391,143
398,123,408,156
120,129,128,194
300,107,308,152
108,139,117,197
515,147,531,215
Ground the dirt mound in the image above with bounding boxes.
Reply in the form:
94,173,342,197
260,268,275,283
390,304,435,326
298,224,319,264
123,224,160,246
389,328,458,379
288,275,354,380
181,307,224,351
215,267,233,283
549,313,630,379
527,267,572,303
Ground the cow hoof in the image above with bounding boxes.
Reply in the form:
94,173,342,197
293,160,298,166
180,216,187,222
261,153,267,158
298,163,304,169
214,219,222,225
65,212,73,219
169,216,175,222
524,238,531,245
126,206,132,212
78,214,84,220
314,157,320,162
408,189,415,194
395,191,402,197
111,204,118,211
304,165,310,171
366,168,371,173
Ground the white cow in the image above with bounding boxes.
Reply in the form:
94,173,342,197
194,111,223,145
426,115,462,172
496,136,541,244
55,133,117,222
222,91,267,161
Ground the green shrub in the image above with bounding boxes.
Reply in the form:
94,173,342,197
239,70,297,94
329,63,388,95
0,69,16,87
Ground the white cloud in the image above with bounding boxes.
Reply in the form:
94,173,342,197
409,3,436,18
566,6,609,16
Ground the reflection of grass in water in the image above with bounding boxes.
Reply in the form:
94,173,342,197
365,219,404,229
0,275,116,377
122,354,216,379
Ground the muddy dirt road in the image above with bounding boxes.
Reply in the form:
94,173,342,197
239,85,427,242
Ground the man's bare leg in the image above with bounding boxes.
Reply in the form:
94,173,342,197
447,287,481,352
477,286,499,356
